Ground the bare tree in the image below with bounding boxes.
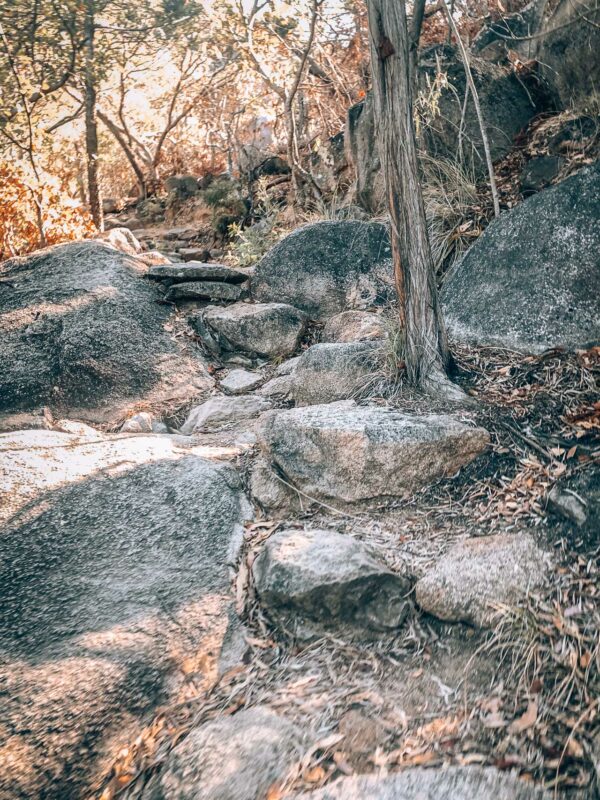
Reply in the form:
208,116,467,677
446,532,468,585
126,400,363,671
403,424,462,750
366,0,449,386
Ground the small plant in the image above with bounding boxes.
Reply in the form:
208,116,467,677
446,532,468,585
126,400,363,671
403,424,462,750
421,153,479,277
227,177,283,267
201,178,247,236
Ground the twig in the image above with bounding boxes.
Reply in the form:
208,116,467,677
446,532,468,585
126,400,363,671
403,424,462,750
442,3,501,217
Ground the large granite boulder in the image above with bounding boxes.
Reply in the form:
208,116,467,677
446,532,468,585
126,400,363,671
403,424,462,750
296,766,549,799
443,164,600,353
190,302,307,359
346,46,538,211
145,708,301,800
0,241,212,425
253,528,411,634
251,221,394,319
0,425,250,799
256,401,489,507
538,0,600,107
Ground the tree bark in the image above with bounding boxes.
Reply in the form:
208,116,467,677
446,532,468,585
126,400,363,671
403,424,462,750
84,0,103,230
366,0,449,385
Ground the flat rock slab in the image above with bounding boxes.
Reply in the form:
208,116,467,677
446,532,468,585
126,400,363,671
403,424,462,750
146,262,248,284
146,708,301,800
296,765,549,799
415,534,552,628
190,302,308,359
252,220,394,319
443,163,600,353
322,310,386,343
253,529,411,633
220,369,264,395
291,342,383,405
0,241,212,425
258,402,489,506
165,280,245,302
0,425,250,798
180,395,272,434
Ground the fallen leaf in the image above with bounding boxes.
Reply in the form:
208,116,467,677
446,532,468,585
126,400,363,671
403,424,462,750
509,699,538,734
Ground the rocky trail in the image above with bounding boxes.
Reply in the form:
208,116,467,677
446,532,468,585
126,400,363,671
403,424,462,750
1,165,599,800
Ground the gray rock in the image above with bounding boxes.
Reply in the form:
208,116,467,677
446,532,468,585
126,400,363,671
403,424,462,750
258,374,295,401
180,395,272,434
346,48,538,211
0,241,212,424
275,355,301,376
251,221,394,320
323,310,386,343
520,155,564,196
120,411,154,432
166,280,246,302
98,226,142,256
547,468,599,542
220,369,264,395
415,534,552,628
179,247,211,262
250,455,299,514
443,163,600,353
149,708,301,800
419,45,539,175
253,528,411,633
190,302,308,359
146,262,248,284
257,402,489,506
538,0,600,107
0,426,249,799
291,342,383,405
296,766,549,799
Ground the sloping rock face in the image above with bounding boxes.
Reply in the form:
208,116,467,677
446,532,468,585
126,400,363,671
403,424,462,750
296,765,549,799
443,164,600,353
0,241,212,424
538,0,600,107
257,402,489,506
291,342,384,405
145,708,301,800
415,534,552,628
189,302,307,358
253,529,411,633
0,425,249,799
251,221,394,319
346,46,538,210
419,45,538,173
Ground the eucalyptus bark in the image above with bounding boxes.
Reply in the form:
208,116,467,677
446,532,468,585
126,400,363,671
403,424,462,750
84,0,103,230
366,0,449,385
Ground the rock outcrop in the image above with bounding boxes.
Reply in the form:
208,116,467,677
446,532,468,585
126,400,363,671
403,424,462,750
251,221,394,319
0,241,212,424
0,425,250,799
443,163,600,353
256,402,489,507
253,528,411,634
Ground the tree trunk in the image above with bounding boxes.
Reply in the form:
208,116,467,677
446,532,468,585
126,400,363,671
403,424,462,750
84,0,103,231
366,0,449,385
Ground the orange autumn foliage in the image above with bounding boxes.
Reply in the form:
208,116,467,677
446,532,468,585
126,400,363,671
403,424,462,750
0,161,95,261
